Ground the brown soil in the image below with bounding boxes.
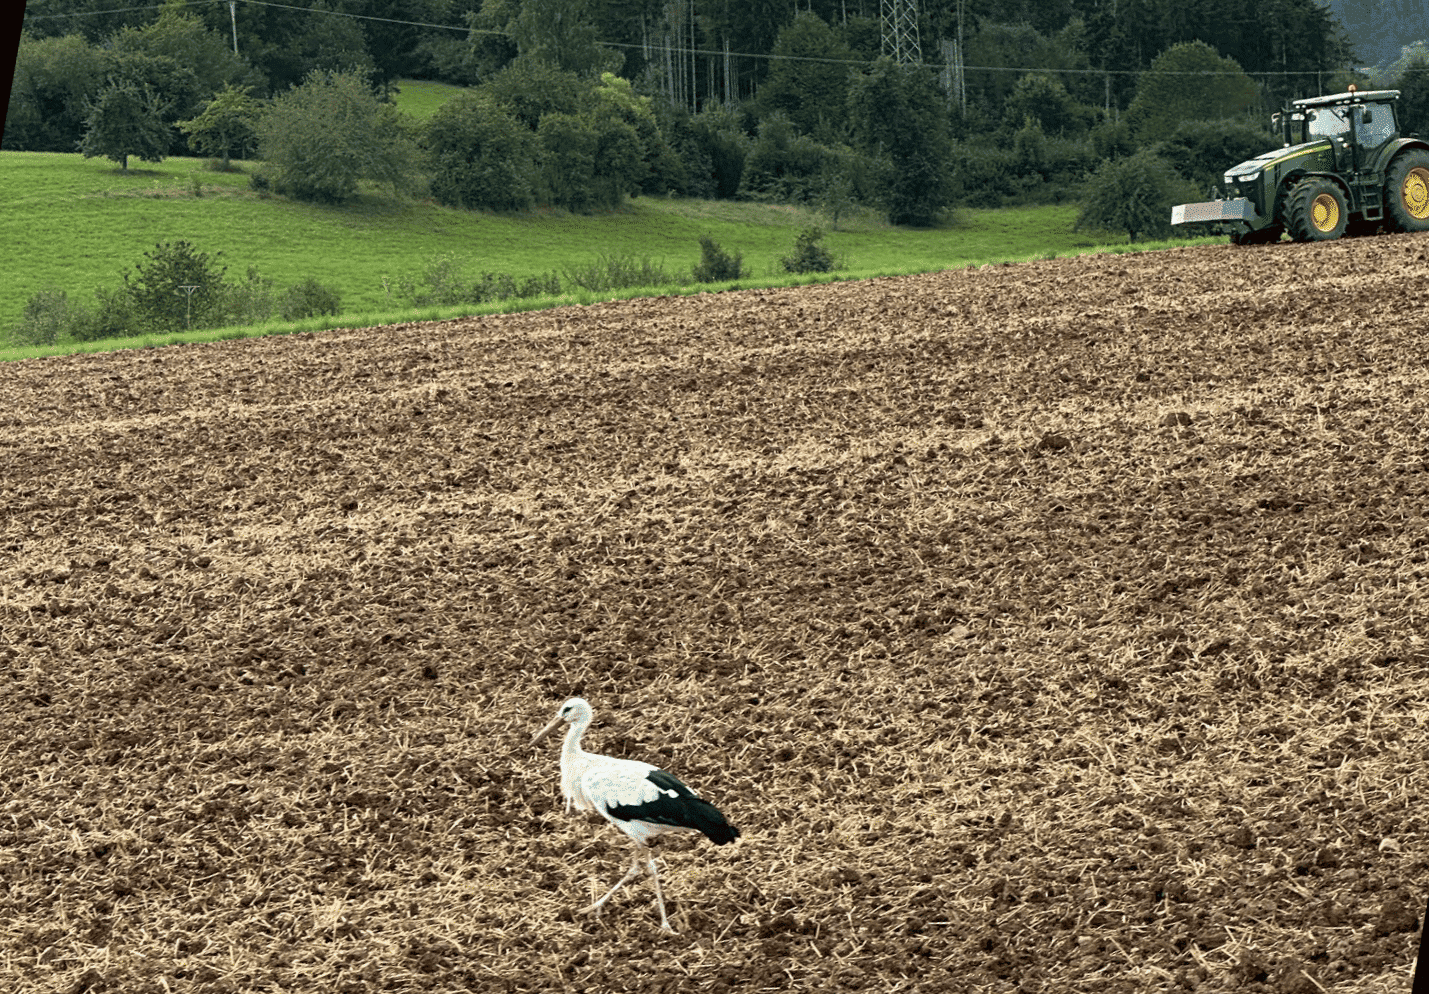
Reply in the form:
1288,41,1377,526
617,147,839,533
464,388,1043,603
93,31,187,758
1,235,1426,993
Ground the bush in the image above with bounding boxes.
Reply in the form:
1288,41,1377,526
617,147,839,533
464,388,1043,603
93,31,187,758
425,93,540,212
1158,119,1275,190
738,114,830,203
223,266,275,325
948,142,1020,208
780,227,836,274
692,236,743,283
389,253,562,306
13,289,72,346
124,240,228,332
11,256,341,346
12,285,139,345
73,286,137,342
255,68,419,203
1075,150,1201,243
279,277,342,320
563,253,676,292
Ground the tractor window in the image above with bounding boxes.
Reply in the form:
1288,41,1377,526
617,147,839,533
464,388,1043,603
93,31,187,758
1306,108,1350,139
1354,104,1396,147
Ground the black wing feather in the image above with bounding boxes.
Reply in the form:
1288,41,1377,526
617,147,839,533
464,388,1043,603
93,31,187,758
606,769,741,845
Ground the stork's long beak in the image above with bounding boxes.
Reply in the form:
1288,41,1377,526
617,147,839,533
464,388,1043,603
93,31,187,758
529,715,563,747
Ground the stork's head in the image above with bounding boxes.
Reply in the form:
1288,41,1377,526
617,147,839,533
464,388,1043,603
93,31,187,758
529,697,592,746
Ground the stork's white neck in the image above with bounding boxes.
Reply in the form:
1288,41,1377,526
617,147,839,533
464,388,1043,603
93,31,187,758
559,713,594,812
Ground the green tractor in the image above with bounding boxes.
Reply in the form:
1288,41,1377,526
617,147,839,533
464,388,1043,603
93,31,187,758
1171,87,1429,244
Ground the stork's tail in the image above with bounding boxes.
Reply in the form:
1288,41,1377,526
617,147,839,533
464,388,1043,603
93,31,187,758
689,798,741,845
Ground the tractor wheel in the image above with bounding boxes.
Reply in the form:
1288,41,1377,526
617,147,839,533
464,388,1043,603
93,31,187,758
1385,149,1429,232
1285,177,1349,242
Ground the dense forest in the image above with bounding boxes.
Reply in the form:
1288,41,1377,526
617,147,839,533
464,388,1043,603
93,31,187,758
15,0,1366,114
7,0,1429,227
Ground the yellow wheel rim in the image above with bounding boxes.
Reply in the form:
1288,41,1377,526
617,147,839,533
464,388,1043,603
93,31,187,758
1311,192,1341,232
1401,167,1429,220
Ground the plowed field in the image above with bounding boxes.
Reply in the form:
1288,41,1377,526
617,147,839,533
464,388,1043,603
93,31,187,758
2,235,1426,994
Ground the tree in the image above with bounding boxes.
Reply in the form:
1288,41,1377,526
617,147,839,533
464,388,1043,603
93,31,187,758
1075,151,1199,243
1388,45,1429,137
238,0,375,95
78,79,172,172
124,241,227,332
4,33,109,152
1003,73,1094,136
1158,118,1275,190
1127,41,1259,143
107,3,251,128
535,110,640,211
480,57,592,130
510,0,622,76
424,92,541,211
848,57,953,227
594,73,686,195
176,83,260,168
757,13,857,141
255,68,420,203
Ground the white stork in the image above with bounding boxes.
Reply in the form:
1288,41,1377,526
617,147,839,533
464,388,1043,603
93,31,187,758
529,697,740,932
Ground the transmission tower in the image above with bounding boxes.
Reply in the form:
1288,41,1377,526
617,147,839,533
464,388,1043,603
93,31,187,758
880,0,921,65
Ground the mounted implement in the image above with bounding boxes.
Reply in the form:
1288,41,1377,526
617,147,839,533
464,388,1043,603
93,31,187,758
1171,88,1429,244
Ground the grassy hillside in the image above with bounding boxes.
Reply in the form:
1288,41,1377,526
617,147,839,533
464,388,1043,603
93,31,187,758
1,137,1211,358
391,77,468,120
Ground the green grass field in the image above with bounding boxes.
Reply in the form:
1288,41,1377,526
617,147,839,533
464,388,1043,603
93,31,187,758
0,82,1217,360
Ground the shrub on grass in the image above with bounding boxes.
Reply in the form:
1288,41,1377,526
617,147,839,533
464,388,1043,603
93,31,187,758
424,93,540,212
72,286,137,341
692,236,743,283
13,289,72,346
223,266,276,325
124,240,228,332
279,277,342,320
780,227,836,274
390,253,562,306
12,285,139,345
563,253,676,292
1075,150,1199,243
514,272,563,298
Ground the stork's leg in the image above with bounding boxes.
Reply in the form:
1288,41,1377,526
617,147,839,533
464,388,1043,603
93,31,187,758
580,845,646,916
645,849,674,933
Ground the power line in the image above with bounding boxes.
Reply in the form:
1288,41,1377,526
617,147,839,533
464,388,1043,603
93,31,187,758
23,1,216,20
235,0,496,35
21,0,1364,77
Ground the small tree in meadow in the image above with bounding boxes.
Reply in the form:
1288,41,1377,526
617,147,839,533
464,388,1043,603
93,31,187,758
780,227,836,274
1075,151,1198,243
692,236,744,282
425,92,540,212
177,83,260,169
255,68,419,203
78,79,172,172
124,241,227,332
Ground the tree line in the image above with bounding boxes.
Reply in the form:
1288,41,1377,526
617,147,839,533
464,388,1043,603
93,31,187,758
9,0,1429,236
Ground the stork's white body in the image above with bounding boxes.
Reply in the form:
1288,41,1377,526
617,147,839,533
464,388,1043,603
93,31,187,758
530,697,740,932
560,749,685,846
